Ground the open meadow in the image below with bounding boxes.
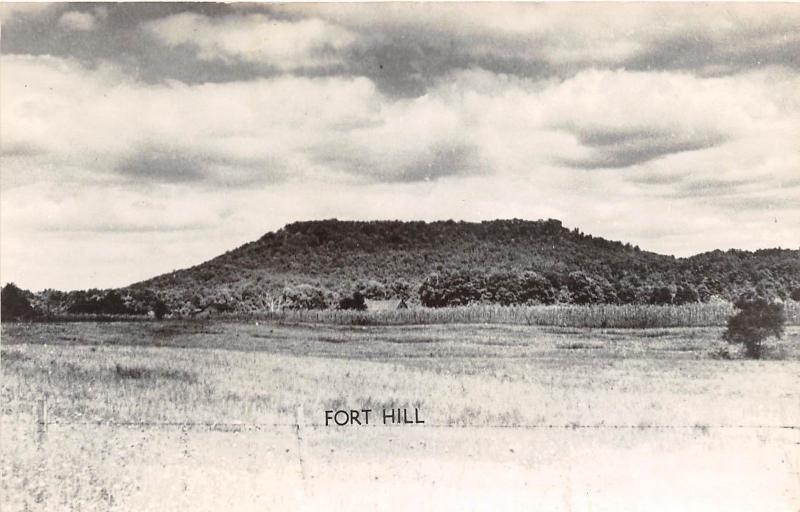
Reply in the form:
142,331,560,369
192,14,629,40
2,320,799,511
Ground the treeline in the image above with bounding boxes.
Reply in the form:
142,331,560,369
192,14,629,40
418,270,713,307
5,267,798,322
1,284,169,321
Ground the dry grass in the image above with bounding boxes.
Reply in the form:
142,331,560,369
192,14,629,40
2,321,799,511
2,321,799,427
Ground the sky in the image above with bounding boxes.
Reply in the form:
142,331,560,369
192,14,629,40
1,2,799,291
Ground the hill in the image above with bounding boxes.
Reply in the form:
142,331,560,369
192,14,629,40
14,219,800,317
127,219,799,314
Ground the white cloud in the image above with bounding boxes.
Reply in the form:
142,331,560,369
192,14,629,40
2,53,799,289
0,54,382,186
144,13,356,70
58,10,96,31
282,3,800,70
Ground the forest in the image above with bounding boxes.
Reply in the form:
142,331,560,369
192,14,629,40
2,219,799,319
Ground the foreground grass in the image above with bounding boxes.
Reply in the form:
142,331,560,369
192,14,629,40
2,321,799,511
2,321,799,428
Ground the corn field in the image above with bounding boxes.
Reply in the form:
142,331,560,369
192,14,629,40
238,301,800,328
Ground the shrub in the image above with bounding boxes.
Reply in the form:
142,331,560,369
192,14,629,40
723,295,785,359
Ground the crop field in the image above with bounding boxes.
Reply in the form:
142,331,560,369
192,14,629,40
2,321,799,511
205,302,800,328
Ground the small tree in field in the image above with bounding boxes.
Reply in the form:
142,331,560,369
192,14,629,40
723,295,785,359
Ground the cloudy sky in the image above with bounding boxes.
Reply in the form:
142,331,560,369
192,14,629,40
1,2,799,291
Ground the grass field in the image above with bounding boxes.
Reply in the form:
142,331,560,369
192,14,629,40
2,321,799,511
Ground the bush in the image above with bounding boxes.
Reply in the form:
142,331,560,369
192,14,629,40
1,283,35,321
723,295,785,359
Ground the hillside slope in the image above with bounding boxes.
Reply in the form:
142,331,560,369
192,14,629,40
121,219,799,313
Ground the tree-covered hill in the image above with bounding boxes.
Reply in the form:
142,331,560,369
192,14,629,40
124,219,798,314
9,219,799,317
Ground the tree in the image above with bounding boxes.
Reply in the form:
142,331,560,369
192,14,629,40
649,285,675,305
1,283,35,321
723,295,785,359
355,279,387,299
615,277,640,305
338,290,367,310
674,284,700,305
152,299,169,320
567,271,608,305
101,290,127,314
419,271,482,307
281,284,332,310
519,271,556,304
389,279,413,300
483,271,521,305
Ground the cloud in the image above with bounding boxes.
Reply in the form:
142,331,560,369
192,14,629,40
114,143,290,187
144,13,356,71
115,145,206,184
4,54,797,188
2,10,800,290
275,3,800,95
0,54,382,187
563,128,727,169
312,140,483,183
58,11,96,31
5,4,800,97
